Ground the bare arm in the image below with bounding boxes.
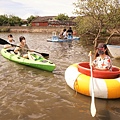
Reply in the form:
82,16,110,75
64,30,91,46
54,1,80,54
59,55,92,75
14,47,20,54
4,44,12,49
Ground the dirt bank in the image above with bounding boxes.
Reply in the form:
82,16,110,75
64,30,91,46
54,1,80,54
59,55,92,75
0,26,74,34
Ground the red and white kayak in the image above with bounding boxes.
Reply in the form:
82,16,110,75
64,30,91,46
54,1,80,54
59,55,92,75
65,62,120,99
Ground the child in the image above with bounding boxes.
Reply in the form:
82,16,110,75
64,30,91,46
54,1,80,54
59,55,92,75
92,43,112,71
14,36,34,60
4,34,15,49
59,28,67,39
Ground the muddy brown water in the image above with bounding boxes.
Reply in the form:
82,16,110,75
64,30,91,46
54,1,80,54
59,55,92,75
0,33,120,120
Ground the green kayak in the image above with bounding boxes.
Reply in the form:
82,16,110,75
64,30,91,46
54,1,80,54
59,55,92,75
1,49,56,72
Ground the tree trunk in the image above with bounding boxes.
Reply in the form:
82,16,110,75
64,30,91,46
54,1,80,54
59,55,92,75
105,32,114,44
106,29,120,44
93,28,101,51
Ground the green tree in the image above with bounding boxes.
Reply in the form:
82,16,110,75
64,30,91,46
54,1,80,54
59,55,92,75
0,15,9,26
27,15,36,26
8,15,22,26
0,14,22,26
55,14,69,21
74,0,120,47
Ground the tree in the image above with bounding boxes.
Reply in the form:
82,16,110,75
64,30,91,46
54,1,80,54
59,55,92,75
0,14,23,26
0,15,9,26
8,15,22,26
55,14,69,21
27,15,36,26
74,0,120,47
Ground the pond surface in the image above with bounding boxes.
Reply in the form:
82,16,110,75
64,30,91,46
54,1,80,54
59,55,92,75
0,33,120,120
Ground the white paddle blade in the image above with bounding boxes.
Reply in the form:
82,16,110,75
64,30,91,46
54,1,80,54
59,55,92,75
89,51,96,117
91,99,96,117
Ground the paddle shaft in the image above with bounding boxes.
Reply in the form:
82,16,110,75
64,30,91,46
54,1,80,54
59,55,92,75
89,52,96,117
0,38,49,57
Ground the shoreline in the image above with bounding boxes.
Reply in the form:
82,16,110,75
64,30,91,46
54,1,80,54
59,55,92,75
0,26,119,44
0,26,73,33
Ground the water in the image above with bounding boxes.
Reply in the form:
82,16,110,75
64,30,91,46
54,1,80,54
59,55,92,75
0,33,120,120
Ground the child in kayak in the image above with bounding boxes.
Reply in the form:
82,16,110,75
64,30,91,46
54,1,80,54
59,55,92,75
92,43,112,71
14,36,34,60
59,28,67,39
67,27,73,39
4,34,15,49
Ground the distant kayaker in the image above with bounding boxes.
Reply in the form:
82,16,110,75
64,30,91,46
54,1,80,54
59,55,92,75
14,36,34,60
67,27,73,38
59,28,67,39
92,43,112,71
4,34,15,49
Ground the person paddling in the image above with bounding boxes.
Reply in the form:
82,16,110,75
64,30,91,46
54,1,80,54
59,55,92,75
67,27,73,39
92,43,112,71
14,36,34,60
59,28,67,39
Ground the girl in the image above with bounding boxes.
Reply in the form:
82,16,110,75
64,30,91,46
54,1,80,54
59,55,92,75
92,43,112,71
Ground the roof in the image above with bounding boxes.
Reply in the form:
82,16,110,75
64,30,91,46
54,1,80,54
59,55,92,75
31,16,56,22
31,16,77,23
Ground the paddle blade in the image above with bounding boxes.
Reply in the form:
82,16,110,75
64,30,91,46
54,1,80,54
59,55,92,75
90,96,96,117
0,38,9,45
34,51,48,56
40,53,49,57
33,51,49,58
40,53,49,59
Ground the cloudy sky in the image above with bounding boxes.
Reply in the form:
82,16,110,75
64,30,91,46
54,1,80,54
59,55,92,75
0,0,78,19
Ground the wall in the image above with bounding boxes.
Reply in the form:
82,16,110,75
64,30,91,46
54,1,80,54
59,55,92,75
0,26,69,33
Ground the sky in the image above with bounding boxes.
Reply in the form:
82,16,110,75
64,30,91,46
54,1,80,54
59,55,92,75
0,0,78,19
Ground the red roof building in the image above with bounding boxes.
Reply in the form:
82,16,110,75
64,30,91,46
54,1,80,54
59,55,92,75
31,16,76,27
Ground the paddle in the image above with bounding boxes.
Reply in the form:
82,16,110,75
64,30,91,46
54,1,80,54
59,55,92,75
88,51,96,117
0,38,49,58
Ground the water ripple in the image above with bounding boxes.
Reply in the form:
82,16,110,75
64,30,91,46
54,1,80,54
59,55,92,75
0,33,120,120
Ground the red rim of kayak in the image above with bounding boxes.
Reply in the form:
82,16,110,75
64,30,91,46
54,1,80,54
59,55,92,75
78,62,120,79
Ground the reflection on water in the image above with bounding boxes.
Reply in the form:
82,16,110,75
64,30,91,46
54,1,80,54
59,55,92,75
0,33,120,120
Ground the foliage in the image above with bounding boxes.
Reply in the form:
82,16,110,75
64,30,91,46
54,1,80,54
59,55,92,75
0,15,8,26
55,14,69,21
0,13,70,26
0,14,23,26
8,15,23,26
27,15,36,25
73,0,120,47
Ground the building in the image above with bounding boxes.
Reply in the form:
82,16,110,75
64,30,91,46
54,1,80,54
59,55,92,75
31,16,76,27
